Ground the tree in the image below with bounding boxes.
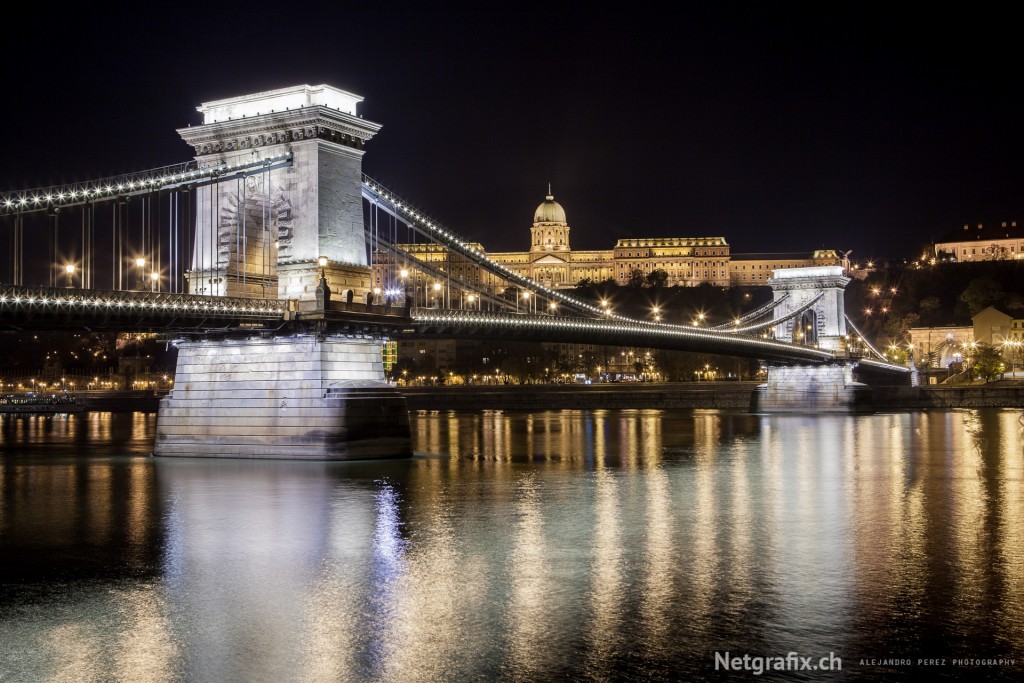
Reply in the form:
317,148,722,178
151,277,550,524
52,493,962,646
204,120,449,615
957,276,1004,316
918,296,941,314
1003,292,1024,313
884,347,909,366
884,312,919,341
970,343,1005,381
645,269,669,288
627,268,646,288
984,243,1010,260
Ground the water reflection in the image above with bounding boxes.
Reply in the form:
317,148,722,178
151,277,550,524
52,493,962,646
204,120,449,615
583,469,623,679
1,409,1023,681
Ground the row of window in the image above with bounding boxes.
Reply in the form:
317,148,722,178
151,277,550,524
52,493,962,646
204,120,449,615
734,263,804,271
961,246,1018,254
617,261,727,269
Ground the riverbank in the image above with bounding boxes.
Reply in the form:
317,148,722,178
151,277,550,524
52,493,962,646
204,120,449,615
403,382,759,410
7,384,1022,414
401,382,1024,411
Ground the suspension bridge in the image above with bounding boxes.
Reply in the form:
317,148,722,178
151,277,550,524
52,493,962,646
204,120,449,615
0,84,909,459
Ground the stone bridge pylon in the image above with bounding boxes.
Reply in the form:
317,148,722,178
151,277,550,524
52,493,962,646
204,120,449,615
754,266,872,412
155,85,410,460
178,84,380,302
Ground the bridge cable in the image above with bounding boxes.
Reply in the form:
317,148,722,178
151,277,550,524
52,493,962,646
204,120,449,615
844,314,888,362
729,292,825,335
709,293,788,330
368,234,510,310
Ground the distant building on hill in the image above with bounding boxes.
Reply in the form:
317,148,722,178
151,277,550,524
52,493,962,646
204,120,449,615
933,221,1024,262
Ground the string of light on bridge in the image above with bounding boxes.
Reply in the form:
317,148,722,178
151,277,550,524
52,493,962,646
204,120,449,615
411,310,843,364
0,284,286,317
0,154,293,215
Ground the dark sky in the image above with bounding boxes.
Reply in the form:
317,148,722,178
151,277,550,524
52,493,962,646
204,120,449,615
2,3,1021,262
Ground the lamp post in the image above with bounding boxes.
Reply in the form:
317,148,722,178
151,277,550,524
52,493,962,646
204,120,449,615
64,264,76,288
150,271,159,292
135,257,146,290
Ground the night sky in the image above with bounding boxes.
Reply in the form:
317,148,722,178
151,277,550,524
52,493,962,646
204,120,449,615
2,3,1021,262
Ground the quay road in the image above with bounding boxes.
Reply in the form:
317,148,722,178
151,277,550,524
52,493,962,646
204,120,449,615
13,383,1023,415
400,381,1024,411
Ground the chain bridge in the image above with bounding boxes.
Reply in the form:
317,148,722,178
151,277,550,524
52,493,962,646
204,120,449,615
0,84,909,459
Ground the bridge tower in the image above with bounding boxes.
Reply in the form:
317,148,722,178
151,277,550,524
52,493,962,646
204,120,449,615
754,266,871,411
178,84,379,300
767,266,849,349
155,85,410,460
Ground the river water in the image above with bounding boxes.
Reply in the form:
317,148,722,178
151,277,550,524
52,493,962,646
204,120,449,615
1,408,1022,681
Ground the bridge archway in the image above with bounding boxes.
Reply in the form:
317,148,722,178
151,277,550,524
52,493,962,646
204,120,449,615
768,266,849,351
797,309,818,345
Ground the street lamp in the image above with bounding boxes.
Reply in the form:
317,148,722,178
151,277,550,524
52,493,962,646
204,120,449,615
135,257,146,290
150,271,159,292
400,269,409,306
64,263,76,288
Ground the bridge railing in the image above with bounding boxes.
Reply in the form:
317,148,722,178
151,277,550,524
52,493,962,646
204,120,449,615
0,284,288,320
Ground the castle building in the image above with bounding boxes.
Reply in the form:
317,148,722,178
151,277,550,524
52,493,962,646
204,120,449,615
934,221,1024,261
372,189,839,297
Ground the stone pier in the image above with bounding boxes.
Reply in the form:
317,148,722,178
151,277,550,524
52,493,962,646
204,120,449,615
154,335,410,459
751,364,872,412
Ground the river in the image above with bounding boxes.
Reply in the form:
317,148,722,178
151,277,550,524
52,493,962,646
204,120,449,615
1,408,1022,681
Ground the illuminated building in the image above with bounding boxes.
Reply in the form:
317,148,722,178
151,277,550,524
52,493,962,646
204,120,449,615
374,190,732,293
933,221,1024,261
728,250,844,284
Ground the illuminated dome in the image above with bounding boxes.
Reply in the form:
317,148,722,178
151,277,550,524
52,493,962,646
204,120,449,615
534,192,566,224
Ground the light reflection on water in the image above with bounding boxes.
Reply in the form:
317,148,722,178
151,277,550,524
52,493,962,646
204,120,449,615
1,408,1023,681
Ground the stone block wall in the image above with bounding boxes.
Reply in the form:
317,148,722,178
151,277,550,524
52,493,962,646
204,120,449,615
753,364,873,412
155,335,410,459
